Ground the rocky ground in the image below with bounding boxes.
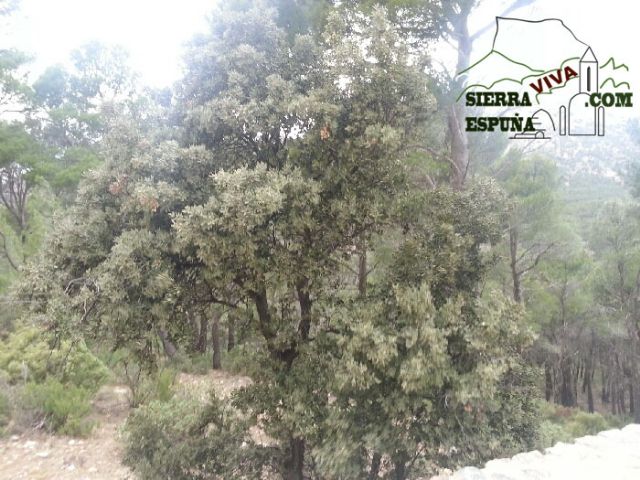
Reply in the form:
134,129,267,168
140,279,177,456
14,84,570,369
0,385,132,480
436,424,640,480
0,370,252,480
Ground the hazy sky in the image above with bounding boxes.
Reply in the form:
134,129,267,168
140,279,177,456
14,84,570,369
1,0,639,95
2,0,214,87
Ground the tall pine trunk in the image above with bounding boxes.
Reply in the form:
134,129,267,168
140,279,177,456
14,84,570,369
634,381,640,423
560,358,576,407
447,8,472,190
211,312,221,370
586,366,595,413
544,363,553,402
602,368,610,403
509,226,522,303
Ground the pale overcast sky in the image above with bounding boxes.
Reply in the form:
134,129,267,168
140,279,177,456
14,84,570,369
2,0,215,87
1,0,639,96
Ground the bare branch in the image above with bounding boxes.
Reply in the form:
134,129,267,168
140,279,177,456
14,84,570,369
518,243,556,277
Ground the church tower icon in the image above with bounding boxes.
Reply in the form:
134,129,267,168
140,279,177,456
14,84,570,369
559,47,605,136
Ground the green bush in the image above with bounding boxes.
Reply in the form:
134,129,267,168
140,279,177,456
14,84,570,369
124,394,273,480
535,401,629,449
0,390,10,436
222,343,263,377
122,361,177,407
23,379,95,436
565,411,626,438
130,367,177,406
171,345,260,377
169,352,211,375
537,420,572,448
487,364,541,455
0,327,109,392
567,411,609,437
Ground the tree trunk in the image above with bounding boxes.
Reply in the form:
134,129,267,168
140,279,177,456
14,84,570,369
545,363,553,402
586,372,595,413
196,314,208,353
296,278,312,341
634,382,640,423
393,459,407,480
618,385,626,414
509,226,522,303
586,367,595,413
158,329,177,358
227,316,236,352
285,437,305,480
573,364,579,405
368,452,381,480
447,8,472,190
560,358,576,407
602,368,609,403
211,312,222,370
358,239,367,297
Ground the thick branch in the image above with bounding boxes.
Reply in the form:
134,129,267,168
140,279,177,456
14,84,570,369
0,229,18,270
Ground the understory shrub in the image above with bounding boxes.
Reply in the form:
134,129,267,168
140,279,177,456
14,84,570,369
23,379,94,436
536,402,628,449
567,411,625,437
124,394,274,479
0,389,10,436
537,419,572,448
221,342,264,377
170,352,211,375
123,362,177,407
0,327,109,436
0,327,109,391
97,347,176,407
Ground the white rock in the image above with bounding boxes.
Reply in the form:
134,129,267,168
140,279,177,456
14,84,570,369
574,435,602,447
597,429,624,439
452,467,487,479
512,451,543,464
484,458,511,471
621,424,640,437
35,451,50,458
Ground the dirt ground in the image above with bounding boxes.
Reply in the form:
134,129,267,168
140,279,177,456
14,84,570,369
0,385,133,480
0,370,253,480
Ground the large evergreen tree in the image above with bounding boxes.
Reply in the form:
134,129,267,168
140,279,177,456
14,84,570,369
13,3,539,479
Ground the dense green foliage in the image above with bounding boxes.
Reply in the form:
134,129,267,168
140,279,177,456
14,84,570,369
22,379,95,436
0,326,109,389
124,394,272,479
2,0,640,478
537,402,627,448
0,326,108,436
